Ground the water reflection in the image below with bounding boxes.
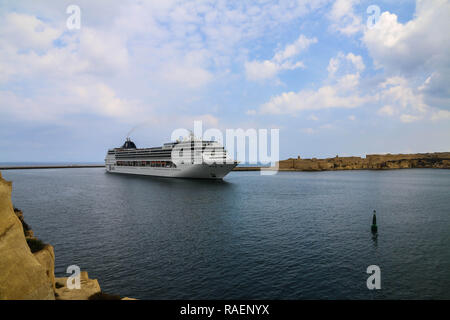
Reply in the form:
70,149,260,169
371,232,378,249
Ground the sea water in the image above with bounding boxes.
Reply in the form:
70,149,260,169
3,168,450,299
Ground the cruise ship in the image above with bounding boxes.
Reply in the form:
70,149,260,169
105,135,238,179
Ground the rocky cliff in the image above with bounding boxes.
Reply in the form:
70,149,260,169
277,152,450,171
0,171,131,300
0,172,55,299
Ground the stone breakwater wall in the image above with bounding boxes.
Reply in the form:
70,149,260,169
277,152,450,171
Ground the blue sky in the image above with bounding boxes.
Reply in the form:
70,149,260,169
0,0,449,162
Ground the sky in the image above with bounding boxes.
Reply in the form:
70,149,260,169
0,0,449,162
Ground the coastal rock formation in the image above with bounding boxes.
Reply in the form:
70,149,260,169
14,208,34,238
277,152,450,171
33,244,56,291
0,172,55,300
55,272,136,300
0,171,132,300
55,271,101,300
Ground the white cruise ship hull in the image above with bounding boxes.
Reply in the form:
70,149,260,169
105,162,237,179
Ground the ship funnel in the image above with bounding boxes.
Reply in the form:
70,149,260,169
121,137,137,149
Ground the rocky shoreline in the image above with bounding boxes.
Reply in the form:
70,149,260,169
0,171,134,300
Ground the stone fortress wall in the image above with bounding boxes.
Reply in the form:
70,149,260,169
277,152,450,171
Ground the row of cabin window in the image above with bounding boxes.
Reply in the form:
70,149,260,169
116,161,176,168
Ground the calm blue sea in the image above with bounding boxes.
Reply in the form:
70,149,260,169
2,168,450,299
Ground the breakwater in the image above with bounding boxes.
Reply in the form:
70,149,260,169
0,164,104,170
232,166,261,171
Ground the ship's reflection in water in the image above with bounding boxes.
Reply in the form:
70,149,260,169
4,168,450,300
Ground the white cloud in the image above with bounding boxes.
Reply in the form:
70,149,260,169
327,56,339,76
0,12,60,51
363,1,450,74
345,53,365,72
0,1,331,125
0,81,144,123
245,34,317,81
259,46,448,123
0,12,145,124
378,105,395,116
376,76,428,122
245,60,280,82
431,110,450,121
111,0,327,87
66,82,141,118
2,0,447,134
260,52,367,114
0,13,129,83
328,52,365,78
328,0,362,35
77,28,129,75
273,35,318,63
400,114,420,123
260,84,367,114
362,0,450,112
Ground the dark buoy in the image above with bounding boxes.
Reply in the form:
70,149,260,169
371,210,378,233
